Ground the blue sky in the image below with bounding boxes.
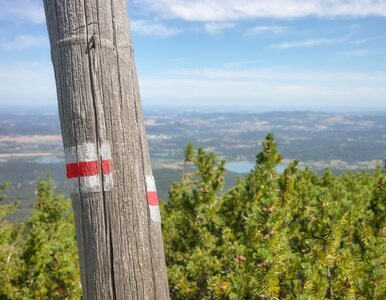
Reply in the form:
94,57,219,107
0,0,385,110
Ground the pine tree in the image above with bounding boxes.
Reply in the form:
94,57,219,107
162,146,228,299
14,175,81,299
0,182,21,299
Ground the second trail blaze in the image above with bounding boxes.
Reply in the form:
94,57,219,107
146,175,161,223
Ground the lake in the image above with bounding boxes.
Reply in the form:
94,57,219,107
226,161,286,174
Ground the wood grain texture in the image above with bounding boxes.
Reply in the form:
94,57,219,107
43,1,170,299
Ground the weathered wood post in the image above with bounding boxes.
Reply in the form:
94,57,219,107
43,1,169,299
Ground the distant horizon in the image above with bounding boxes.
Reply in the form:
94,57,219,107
1,103,386,115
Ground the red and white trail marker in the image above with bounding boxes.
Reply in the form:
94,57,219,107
65,143,114,194
100,144,114,191
146,176,161,223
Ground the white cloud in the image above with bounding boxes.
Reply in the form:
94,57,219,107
0,0,45,23
340,49,372,58
245,26,285,36
272,37,346,49
351,38,374,45
203,22,236,34
0,35,49,50
271,34,374,49
130,19,182,37
131,0,386,22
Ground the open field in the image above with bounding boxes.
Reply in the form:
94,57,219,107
0,135,62,143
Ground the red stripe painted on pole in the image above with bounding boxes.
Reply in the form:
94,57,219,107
66,163,80,179
79,161,98,177
147,191,159,206
101,159,113,174
66,161,98,179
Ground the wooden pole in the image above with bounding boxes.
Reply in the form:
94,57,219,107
42,1,169,299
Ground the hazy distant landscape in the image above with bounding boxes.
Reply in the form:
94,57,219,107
0,106,385,220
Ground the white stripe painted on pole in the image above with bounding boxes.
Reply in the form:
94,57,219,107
77,143,97,162
79,175,100,193
100,143,111,160
146,175,157,192
149,205,161,223
103,173,114,192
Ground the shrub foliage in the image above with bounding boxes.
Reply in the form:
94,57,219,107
162,134,385,299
